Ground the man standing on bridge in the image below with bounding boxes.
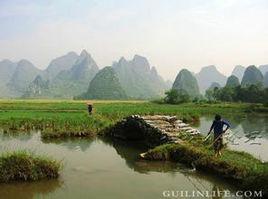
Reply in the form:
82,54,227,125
207,114,230,157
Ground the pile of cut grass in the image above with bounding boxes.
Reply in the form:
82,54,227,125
0,150,61,182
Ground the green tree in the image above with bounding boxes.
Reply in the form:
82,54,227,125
164,89,190,104
205,89,215,101
209,83,267,103
164,89,179,104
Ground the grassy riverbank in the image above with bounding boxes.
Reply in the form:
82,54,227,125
0,150,61,182
0,99,264,137
143,132,268,194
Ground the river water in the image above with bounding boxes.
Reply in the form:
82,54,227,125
0,113,267,199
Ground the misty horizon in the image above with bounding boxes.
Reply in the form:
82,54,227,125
1,0,268,80
0,49,267,81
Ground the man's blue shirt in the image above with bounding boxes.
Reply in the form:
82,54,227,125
210,120,230,137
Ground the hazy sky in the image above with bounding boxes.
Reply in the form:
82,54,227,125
0,0,268,80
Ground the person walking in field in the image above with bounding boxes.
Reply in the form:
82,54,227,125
207,114,230,157
86,102,93,115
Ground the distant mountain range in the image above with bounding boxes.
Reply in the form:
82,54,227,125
259,64,268,76
111,55,167,99
0,59,17,97
231,65,246,81
23,50,99,98
0,59,41,97
0,50,168,99
0,51,267,99
195,64,267,94
42,51,79,81
195,65,227,93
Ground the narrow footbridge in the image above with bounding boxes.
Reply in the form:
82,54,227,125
108,115,200,147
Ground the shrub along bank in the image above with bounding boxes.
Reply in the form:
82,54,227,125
142,133,268,196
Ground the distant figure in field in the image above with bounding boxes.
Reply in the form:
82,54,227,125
207,114,230,157
87,102,93,115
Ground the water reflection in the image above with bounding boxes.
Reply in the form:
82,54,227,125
0,130,34,141
102,137,236,196
102,137,180,174
241,114,267,139
0,179,63,199
42,137,94,152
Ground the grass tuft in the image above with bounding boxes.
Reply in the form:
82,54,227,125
0,150,61,182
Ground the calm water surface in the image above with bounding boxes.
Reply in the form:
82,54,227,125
0,133,236,199
0,113,267,199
